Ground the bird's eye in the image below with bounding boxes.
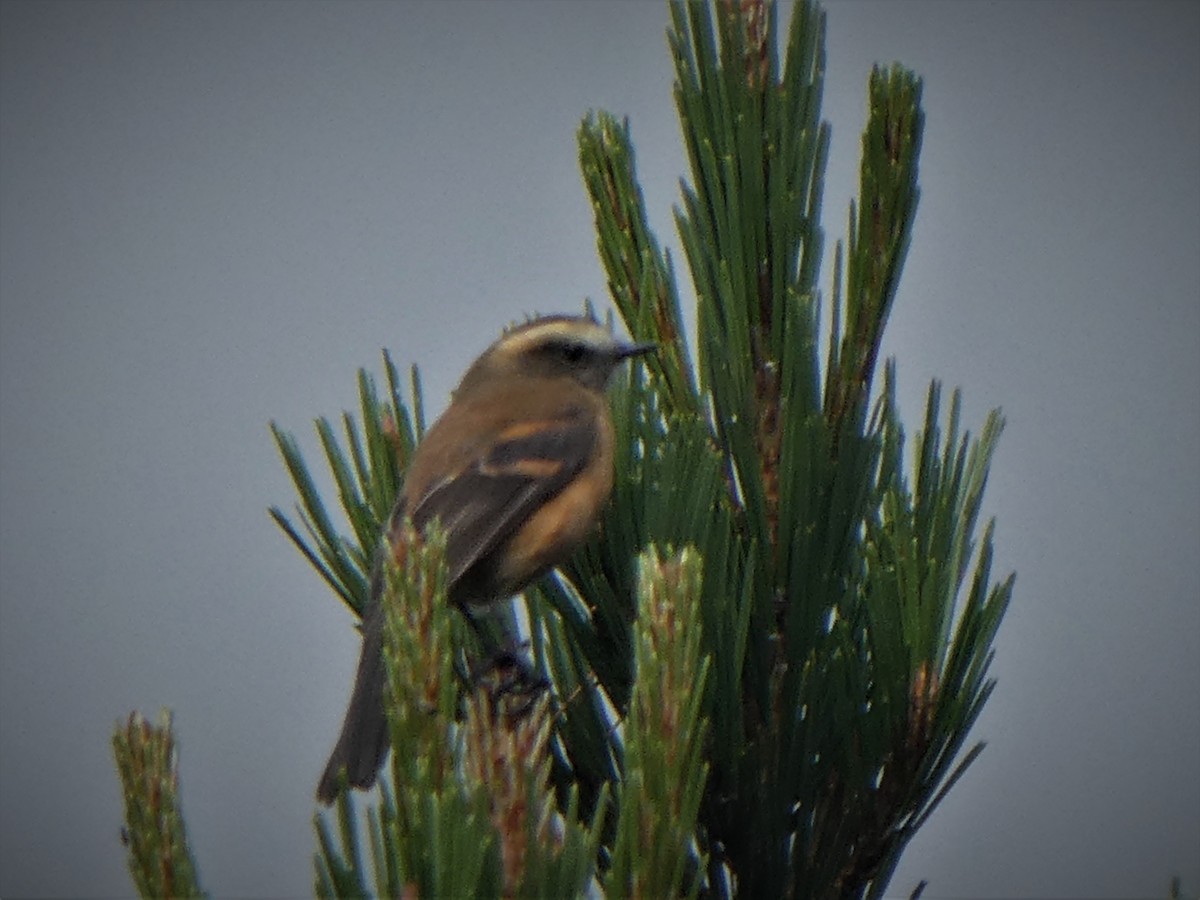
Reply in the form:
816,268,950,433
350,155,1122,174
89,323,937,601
536,338,592,367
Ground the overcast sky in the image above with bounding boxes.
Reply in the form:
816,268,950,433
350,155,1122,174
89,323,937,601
1,2,1197,898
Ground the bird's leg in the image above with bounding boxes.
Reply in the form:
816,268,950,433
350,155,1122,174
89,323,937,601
459,600,548,718
470,647,548,722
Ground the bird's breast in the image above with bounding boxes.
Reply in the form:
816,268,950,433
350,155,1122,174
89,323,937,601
496,416,615,592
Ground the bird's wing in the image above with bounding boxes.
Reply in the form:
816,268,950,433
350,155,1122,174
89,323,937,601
407,413,597,590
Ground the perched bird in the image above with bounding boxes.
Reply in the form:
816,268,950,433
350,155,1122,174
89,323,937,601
317,314,654,804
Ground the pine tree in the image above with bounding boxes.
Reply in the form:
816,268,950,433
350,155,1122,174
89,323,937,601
113,2,1012,897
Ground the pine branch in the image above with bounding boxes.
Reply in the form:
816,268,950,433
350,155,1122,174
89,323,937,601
826,65,923,440
268,351,418,617
579,112,698,418
112,711,206,900
605,548,711,898
582,3,1009,897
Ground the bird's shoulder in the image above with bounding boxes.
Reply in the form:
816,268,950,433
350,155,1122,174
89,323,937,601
403,376,602,502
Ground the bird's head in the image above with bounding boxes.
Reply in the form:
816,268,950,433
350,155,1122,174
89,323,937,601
459,315,656,394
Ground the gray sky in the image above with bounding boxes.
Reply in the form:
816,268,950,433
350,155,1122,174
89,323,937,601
1,1,1197,897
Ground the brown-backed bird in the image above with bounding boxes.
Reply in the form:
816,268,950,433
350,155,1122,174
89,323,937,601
316,314,653,803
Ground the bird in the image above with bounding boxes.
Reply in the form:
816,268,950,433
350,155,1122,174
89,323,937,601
316,314,655,804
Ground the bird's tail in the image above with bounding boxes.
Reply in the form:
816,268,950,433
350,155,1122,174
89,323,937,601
316,603,390,804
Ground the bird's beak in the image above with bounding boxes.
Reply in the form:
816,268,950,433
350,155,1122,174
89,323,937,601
615,341,658,360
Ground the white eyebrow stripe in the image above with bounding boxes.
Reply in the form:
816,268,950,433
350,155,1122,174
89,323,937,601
500,319,617,356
